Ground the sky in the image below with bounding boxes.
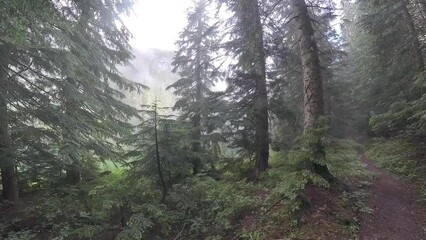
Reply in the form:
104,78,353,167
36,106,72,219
121,0,342,93
123,0,194,51
124,0,343,51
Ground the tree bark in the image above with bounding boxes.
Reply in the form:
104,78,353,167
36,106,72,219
154,103,167,202
0,46,19,203
291,0,334,181
291,0,325,133
238,0,270,172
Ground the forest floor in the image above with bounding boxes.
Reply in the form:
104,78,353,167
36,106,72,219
359,154,426,240
2,147,426,240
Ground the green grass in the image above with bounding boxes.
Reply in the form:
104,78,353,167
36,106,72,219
367,138,426,203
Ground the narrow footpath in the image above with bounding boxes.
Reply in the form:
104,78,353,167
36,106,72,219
359,155,425,240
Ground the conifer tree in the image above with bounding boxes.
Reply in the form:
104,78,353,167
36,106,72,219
290,0,334,181
0,0,143,202
168,0,221,174
264,0,344,143
356,0,425,111
352,0,426,136
125,102,192,202
222,0,270,172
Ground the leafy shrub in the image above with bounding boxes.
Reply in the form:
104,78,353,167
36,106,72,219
263,136,362,214
89,172,172,239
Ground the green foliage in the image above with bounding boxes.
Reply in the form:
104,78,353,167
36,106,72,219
351,0,426,138
1,134,366,240
1,167,261,239
367,139,417,179
266,168,327,209
4,230,37,240
355,0,422,110
124,103,194,200
168,176,255,238
168,0,224,173
5,0,425,239
369,71,426,136
5,187,102,239
239,229,264,240
270,117,332,181
266,156,318,203
1,171,167,239
324,138,365,178
263,133,363,210
367,138,426,202
0,0,146,200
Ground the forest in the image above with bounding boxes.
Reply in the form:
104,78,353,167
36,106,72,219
0,0,425,239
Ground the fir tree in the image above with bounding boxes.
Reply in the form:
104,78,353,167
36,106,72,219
125,102,192,202
168,0,221,174
221,0,270,172
290,0,334,181
0,0,144,202
352,0,426,136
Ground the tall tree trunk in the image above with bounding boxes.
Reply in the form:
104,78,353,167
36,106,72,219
154,104,167,202
292,0,325,132
0,46,19,203
238,0,270,172
291,0,333,181
192,112,202,175
63,77,81,185
191,9,204,175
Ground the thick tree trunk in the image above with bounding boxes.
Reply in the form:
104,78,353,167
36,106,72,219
1,165,19,203
291,0,334,181
0,46,19,203
291,0,325,133
238,0,270,172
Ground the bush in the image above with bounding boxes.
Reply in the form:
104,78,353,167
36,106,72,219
167,176,256,238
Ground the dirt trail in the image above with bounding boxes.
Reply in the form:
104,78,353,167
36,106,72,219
359,154,425,240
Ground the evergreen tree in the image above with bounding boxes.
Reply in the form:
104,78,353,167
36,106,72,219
352,0,426,136
0,0,144,202
125,102,192,202
222,0,270,172
264,0,349,146
290,0,334,181
168,0,221,174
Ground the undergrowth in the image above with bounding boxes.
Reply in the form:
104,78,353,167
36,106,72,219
1,137,368,240
236,137,367,239
367,138,426,203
